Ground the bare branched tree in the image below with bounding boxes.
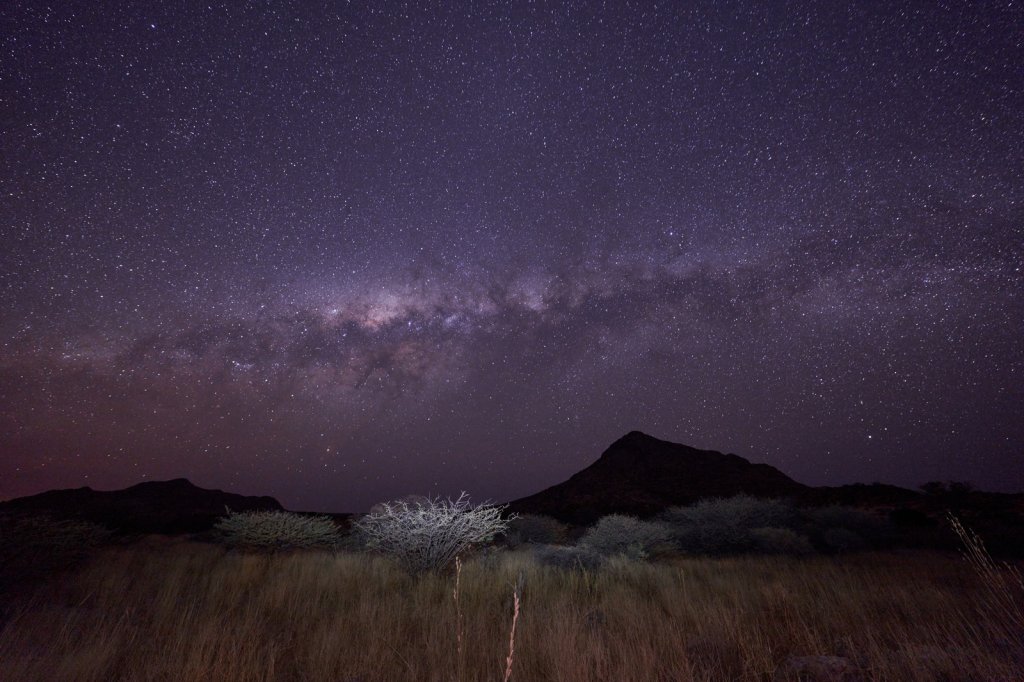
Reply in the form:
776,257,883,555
354,492,512,573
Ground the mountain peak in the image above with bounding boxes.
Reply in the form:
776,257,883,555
599,431,715,466
612,430,660,445
509,432,808,523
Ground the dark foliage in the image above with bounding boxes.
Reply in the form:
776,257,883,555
660,496,808,555
503,514,570,548
655,496,895,556
0,513,112,589
531,544,604,571
579,514,674,559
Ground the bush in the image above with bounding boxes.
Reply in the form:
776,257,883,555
579,515,673,560
214,510,342,551
661,496,799,555
531,544,604,571
504,514,569,548
334,528,369,551
890,507,934,528
662,496,798,531
671,523,755,555
806,506,881,534
0,514,112,587
805,506,888,550
820,527,866,553
353,492,510,573
750,527,814,555
659,498,887,555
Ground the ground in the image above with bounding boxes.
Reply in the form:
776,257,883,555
1,543,1021,681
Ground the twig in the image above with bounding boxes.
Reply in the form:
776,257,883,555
387,644,415,674
453,555,463,680
502,572,523,682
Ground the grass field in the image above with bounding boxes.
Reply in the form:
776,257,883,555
1,543,1021,681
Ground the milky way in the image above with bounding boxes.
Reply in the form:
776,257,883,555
1,2,1022,511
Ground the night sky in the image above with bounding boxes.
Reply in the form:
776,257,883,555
2,2,1022,512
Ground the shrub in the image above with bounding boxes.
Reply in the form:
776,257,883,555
531,544,604,571
805,506,888,550
579,515,673,560
214,510,342,551
661,496,798,555
750,527,814,555
0,514,112,587
662,496,798,531
820,527,866,553
890,507,934,528
671,523,755,555
353,492,511,573
335,528,369,551
504,514,569,548
806,506,881,534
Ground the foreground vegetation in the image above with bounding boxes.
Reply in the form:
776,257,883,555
1,542,1021,681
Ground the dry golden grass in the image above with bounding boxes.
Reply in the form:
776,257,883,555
0,543,1021,681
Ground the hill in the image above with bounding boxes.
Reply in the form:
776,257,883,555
0,478,282,534
508,431,810,524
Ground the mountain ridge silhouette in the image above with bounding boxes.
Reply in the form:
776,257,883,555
0,477,282,534
5,431,1010,531
506,430,812,523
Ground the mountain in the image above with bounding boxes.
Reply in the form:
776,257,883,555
508,431,811,524
800,482,922,508
0,478,282,534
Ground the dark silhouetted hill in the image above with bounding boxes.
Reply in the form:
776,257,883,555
0,478,282,534
506,432,1024,556
799,482,921,507
508,431,810,524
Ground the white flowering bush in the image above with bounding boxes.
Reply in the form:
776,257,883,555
354,492,511,573
214,510,341,551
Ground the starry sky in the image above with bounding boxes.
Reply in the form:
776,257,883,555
1,1,1022,512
